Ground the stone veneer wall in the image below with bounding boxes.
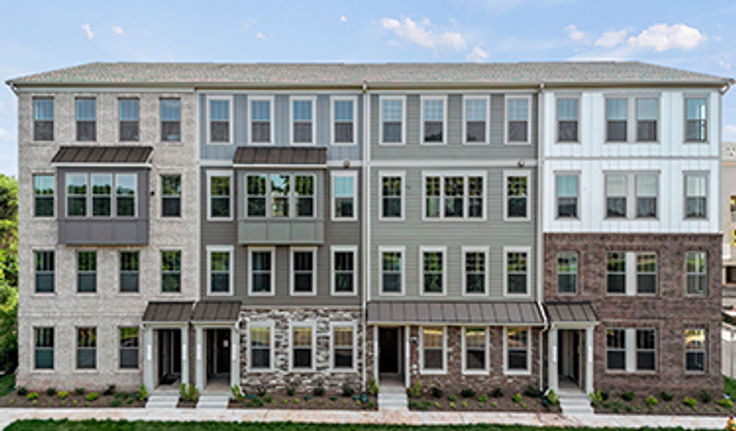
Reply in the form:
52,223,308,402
239,307,363,393
544,233,722,395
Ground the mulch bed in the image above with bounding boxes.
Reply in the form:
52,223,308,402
594,397,735,416
408,394,560,413
1,390,146,408
176,400,198,409
228,390,377,410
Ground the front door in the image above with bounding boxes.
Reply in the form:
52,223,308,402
558,329,582,387
378,327,401,378
157,329,181,386
206,329,231,379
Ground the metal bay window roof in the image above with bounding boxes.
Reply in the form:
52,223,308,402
367,301,544,325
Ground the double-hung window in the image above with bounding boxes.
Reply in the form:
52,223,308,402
160,98,181,141
208,171,232,220
91,174,112,217
636,329,656,371
636,253,657,294
332,97,356,145
250,97,273,144
34,251,54,293
208,246,232,295
685,328,706,372
635,175,657,218
119,98,139,141
161,175,181,217
606,98,627,142
291,97,315,144
76,327,96,369
421,96,446,144
605,328,625,371
76,98,96,141
115,174,136,217
506,327,529,373
423,173,484,220
332,172,357,220
120,251,139,293
555,174,578,218
606,252,626,294
250,323,272,370
556,97,578,142
684,173,707,219
291,247,316,295
270,174,290,217
119,327,139,369
606,251,657,295
556,251,578,294
685,97,707,142
421,327,445,373
33,174,54,217
462,247,488,295
605,173,658,219
77,251,96,293
686,251,707,295
380,97,404,144
420,247,445,295
249,248,274,295
636,98,658,142
161,250,181,292
246,174,314,218
505,172,529,220
246,175,267,217
505,248,529,295
66,174,87,217
295,175,314,217
463,328,487,373
33,97,54,141
34,327,54,369
506,97,529,144
291,323,314,370
331,324,355,370
208,97,231,144
331,246,356,295
380,173,403,220
463,96,488,144
605,174,626,218
380,247,403,295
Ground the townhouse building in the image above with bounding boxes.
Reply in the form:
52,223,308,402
7,61,731,399
722,141,736,304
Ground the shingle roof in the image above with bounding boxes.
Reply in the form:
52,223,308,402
7,61,733,88
191,301,241,322
142,301,193,322
51,146,153,164
367,301,544,325
233,147,327,165
544,302,598,323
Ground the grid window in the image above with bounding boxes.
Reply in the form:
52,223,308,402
292,249,315,294
381,99,403,143
34,251,54,293
76,327,97,369
606,98,627,142
381,250,402,294
422,250,444,294
422,98,444,143
160,98,181,141
251,99,272,143
557,98,578,142
464,328,486,371
507,98,529,143
66,174,87,217
333,249,355,294
76,98,96,141
33,98,54,141
332,326,354,369
606,328,625,370
556,175,578,218
247,175,267,217
685,174,707,219
506,175,528,219
250,250,273,294
635,175,657,218
506,251,528,295
686,251,707,295
246,174,315,218
34,327,54,369
422,327,444,371
333,99,355,144
161,175,181,217
270,174,290,217
120,251,139,293
636,98,658,142
464,250,486,294
119,98,139,141
606,252,625,294
161,250,181,292
250,326,271,369
636,253,657,294
333,174,355,219
292,99,314,144
381,176,402,219
295,175,314,217
424,174,484,220
605,174,626,218
91,174,112,217
209,249,231,294
33,174,54,217
209,99,230,143
115,174,136,217
292,326,313,369
557,251,578,294
685,98,707,142
77,251,96,293
685,328,706,372
465,97,487,143
209,175,231,218
636,329,656,371
507,328,528,371
119,327,139,369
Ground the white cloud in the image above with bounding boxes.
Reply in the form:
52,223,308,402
256,32,267,40
380,17,467,51
627,23,706,52
340,15,347,22
112,25,124,35
725,125,736,141
595,29,628,48
81,23,94,40
240,18,257,31
0,128,11,141
720,59,732,70
467,45,489,62
563,24,589,44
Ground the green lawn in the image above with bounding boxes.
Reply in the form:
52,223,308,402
725,376,736,400
0,373,14,398
4,421,722,431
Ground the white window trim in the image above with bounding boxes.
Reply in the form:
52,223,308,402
634,328,658,373
378,246,405,296
289,320,316,372
685,250,708,297
461,246,490,297
419,246,447,296
605,327,626,372
115,173,138,218
421,171,487,222
683,171,709,221
554,171,581,220
378,170,405,222
206,245,234,296
503,246,532,298
461,327,490,375
379,95,406,145
247,95,274,146
330,95,358,146
117,326,140,371
75,326,98,372
206,95,234,145
330,245,358,296
32,172,55,219
331,170,358,221
244,173,317,219
329,321,358,373
503,169,531,222
684,327,707,374
462,95,490,145
247,320,275,372
32,249,56,296
206,170,233,222
289,95,317,146
290,246,317,296
683,95,710,144
247,247,275,296
420,95,448,145
503,326,531,375
504,95,532,146
32,326,55,371
555,95,580,144
419,326,447,375
76,249,97,296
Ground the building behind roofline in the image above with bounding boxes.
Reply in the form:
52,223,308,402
6,61,732,399
722,142,736,306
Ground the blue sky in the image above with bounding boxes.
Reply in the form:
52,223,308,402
1,0,735,176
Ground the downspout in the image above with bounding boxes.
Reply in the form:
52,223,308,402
361,81,369,391
536,82,549,391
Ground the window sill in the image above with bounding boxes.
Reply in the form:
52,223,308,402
378,292,405,297
248,291,276,297
331,142,358,147
247,368,276,374
462,370,490,376
378,217,405,222
462,142,489,146
31,292,56,297
504,142,530,146
290,292,317,297
556,141,580,145
504,217,531,223
420,370,447,375
206,142,234,146
331,292,358,297
289,368,316,373
328,368,358,374
379,142,406,146
504,369,531,376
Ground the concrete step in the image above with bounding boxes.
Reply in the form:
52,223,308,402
378,389,408,411
196,394,230,409
145,392,180,409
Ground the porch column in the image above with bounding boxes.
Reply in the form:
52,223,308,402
404,325,410,389
195,325,205,391
180,326,189,386
230,324,240,389
143,325,154,391
372,326,378,383
585,326,594,395
547,327,558,392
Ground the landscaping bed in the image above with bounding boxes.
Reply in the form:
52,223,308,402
591,389,735,416
1,385,146,408
407,384,560,413
228,386,377,410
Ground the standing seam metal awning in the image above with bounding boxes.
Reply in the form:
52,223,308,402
191,300,242,322
544,302,598,323
232,147,326,165
51,146,153,164
367,301,544,325
142,301,193,322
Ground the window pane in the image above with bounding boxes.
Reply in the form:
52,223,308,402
116,174,136,216
507,176,527,218
34,175,54,217
161,99,180,121
444,177,464,218
465,251,486,294
507,252,527,294
606,252,625,294
422,251,443,293
556,175,578,218
76,99,96,121
557,252,577,294
605,175,626,218
270,175,290,217
636,98,658,141
466,99,486,121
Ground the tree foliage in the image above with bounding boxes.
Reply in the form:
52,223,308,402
0,174,18,372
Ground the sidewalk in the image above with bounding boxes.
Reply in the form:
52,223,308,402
0,408,730,430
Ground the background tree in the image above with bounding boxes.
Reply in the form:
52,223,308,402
0,175,18,372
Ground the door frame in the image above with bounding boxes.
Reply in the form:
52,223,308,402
374,325,409,387
143,323,189,392
193,322,240,393
558,329,583,387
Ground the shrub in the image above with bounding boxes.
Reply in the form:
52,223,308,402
599,391,610,401
313,387,325,397
126,399,133,405
26,392,38,401
179,384,199,402
342,385,355,397
490,401,498,408
433,401,441,409
32,400,38,406
545,389,559,407
263,395,273,404
512,393,522,403
103,385,116,396
16,387,27,396
660,391,674,402
683,397,698,410
110,399,121,407
589,391,604,407
246,398,264,408
74,388,85,396
254,385,267,397
460,388,475,398
45,387,56,396
645,395,659,408
491,387,503,398
430,387,443,398
699,390,712,404
329,395,338,402
286,387,295,396
407,381,421,398
621,391,635,402
717,398,734,408
57,391,69,400
283,399,289,404
477,394,488,403
367,379,379,396
447,394,456,402
524,385,541,398
304,394,312,402
230,385,244,401
461,401,468,408
136,385,147,402
85,392,99,402
293,398,300,404
449,402,456,409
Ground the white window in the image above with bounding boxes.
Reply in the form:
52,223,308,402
685,328,706,372
245,173,315,219
556,97,579,142
380,96,405,145
291,96,316,145
462,246,489,295
607,328,658,372
462,327,488,374
636,98,658,142
605,173,658,219
118,98,140,142
684,173,707,219
606,328,626,371
636,329,657,371
686,251,707,296
207,245,233,295
423,172,485,221
379,171,404,221
290,322,315,371
66,173,87,217
606,251,657,295
636,252,657,294
504,327,530,374
207,96,233,144
379,246,404,295
463,95,489,144
207,170,233,221
249,321,274,371
421,96,446,144
331,96,357,145
420,327,446,374
420,246,446,295
290,247,316,296
91,174,112,217
331,171,357,221
504,170,530,221
555,174,579,219
115,174,136,217
685,97,708,142
331,246,357,296
504,246,530,296
606,98,628,142
505,96,530,145
330,322,356,371
249,96,273,145
248,247,274,296
556,251,578,294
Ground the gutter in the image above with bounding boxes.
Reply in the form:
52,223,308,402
536,82,549,391
361,80,368,391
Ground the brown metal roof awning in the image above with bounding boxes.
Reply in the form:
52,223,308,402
367,301,544,325
545,302,598,324
233,147,327,166
192,300,241,322
51,146,153,165
142,301,193,323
